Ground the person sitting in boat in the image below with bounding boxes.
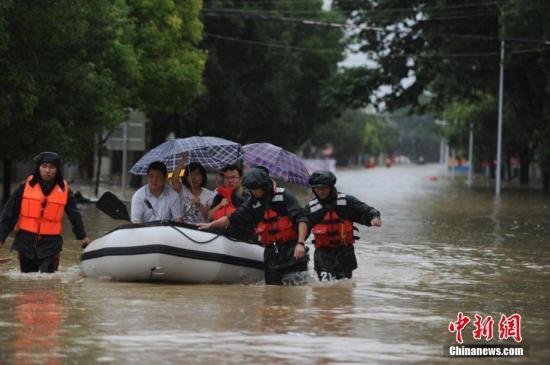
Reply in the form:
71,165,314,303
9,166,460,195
198,167,309,285
171,153,215,224
303,171,382,282
131,161,183,224
0,152,90,273
208,164,254,240
208,164,249,221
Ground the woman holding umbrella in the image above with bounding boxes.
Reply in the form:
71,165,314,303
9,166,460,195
171,153,215,223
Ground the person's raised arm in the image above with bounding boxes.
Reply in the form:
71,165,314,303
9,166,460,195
348,195,381,227
170,152,189,193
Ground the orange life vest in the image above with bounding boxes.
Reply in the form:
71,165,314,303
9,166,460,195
18,176,68,235
312,210,355,248
256,209,298,246
212,186,236,220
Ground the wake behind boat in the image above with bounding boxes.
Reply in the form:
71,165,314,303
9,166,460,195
80,221,264,284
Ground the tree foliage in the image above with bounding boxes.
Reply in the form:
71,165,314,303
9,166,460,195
130,0,205,113
175,0,346,150
310,110,400,165
0,0,205,162
0,0,205,201
333,0,550,185
0,0,138,161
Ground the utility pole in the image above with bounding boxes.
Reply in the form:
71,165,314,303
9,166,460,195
496,40,505,195
440,138,445,165
467,122,474,187
121,122,128,199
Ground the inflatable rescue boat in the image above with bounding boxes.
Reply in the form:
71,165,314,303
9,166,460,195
80,222,264,284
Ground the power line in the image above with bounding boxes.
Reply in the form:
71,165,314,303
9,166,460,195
202,11,383,30
204,32,344,54
202,3,547,20
204,0,511,12
201,11,550,45
384,46,550,59
204,32,550,59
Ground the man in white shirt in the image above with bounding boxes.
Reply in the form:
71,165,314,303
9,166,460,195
131,161,183,223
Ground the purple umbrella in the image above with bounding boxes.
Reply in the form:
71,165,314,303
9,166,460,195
242,143,310,186
130,136,241,175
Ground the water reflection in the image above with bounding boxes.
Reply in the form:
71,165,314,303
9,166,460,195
257,286,309,333
307,283,354,336
12,289,64,365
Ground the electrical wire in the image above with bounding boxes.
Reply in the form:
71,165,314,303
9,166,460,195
202,4,550,21
204,33,344,53
201,11,550,45
204,32,550,59
204,0,511,12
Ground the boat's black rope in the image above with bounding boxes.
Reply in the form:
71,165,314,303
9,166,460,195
168,225,220,244
103,220,261,245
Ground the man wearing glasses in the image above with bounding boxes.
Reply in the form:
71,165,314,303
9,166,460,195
208,164,249,220
0,152,90,273
208,164,253,239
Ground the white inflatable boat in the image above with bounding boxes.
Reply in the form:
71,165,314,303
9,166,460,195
80,222,265,284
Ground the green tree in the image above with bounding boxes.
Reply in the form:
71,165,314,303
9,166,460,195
443,96,499,174
0,0,206,202
310,110,400,165
130,0,205,113
333,0,550,186
0,0,139,202
176,0,345,150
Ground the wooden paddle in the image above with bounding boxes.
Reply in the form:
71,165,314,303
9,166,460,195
96,191,131,221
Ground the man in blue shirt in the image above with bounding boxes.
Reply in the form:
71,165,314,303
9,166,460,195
131,161,183,223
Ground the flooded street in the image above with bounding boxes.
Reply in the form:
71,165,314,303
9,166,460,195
1,164,549,364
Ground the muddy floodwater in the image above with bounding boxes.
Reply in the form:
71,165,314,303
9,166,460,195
1,164,549,364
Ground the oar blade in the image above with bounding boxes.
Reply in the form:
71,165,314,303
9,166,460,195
96,192,131,221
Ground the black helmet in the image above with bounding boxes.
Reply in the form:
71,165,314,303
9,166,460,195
34,151,63,169
309,171,336,188
31,151,65,188
242,168,272,191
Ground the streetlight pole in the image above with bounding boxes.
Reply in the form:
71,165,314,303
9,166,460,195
122,121,128,199
468,122,474,187
496,39,505,195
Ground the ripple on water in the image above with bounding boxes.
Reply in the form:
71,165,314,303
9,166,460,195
1,265,82,282
83,331,435,364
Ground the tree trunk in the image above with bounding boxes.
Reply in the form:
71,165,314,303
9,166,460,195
505,154,511,181
2,159,12,205
543,168,549,192
519,153,530,185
